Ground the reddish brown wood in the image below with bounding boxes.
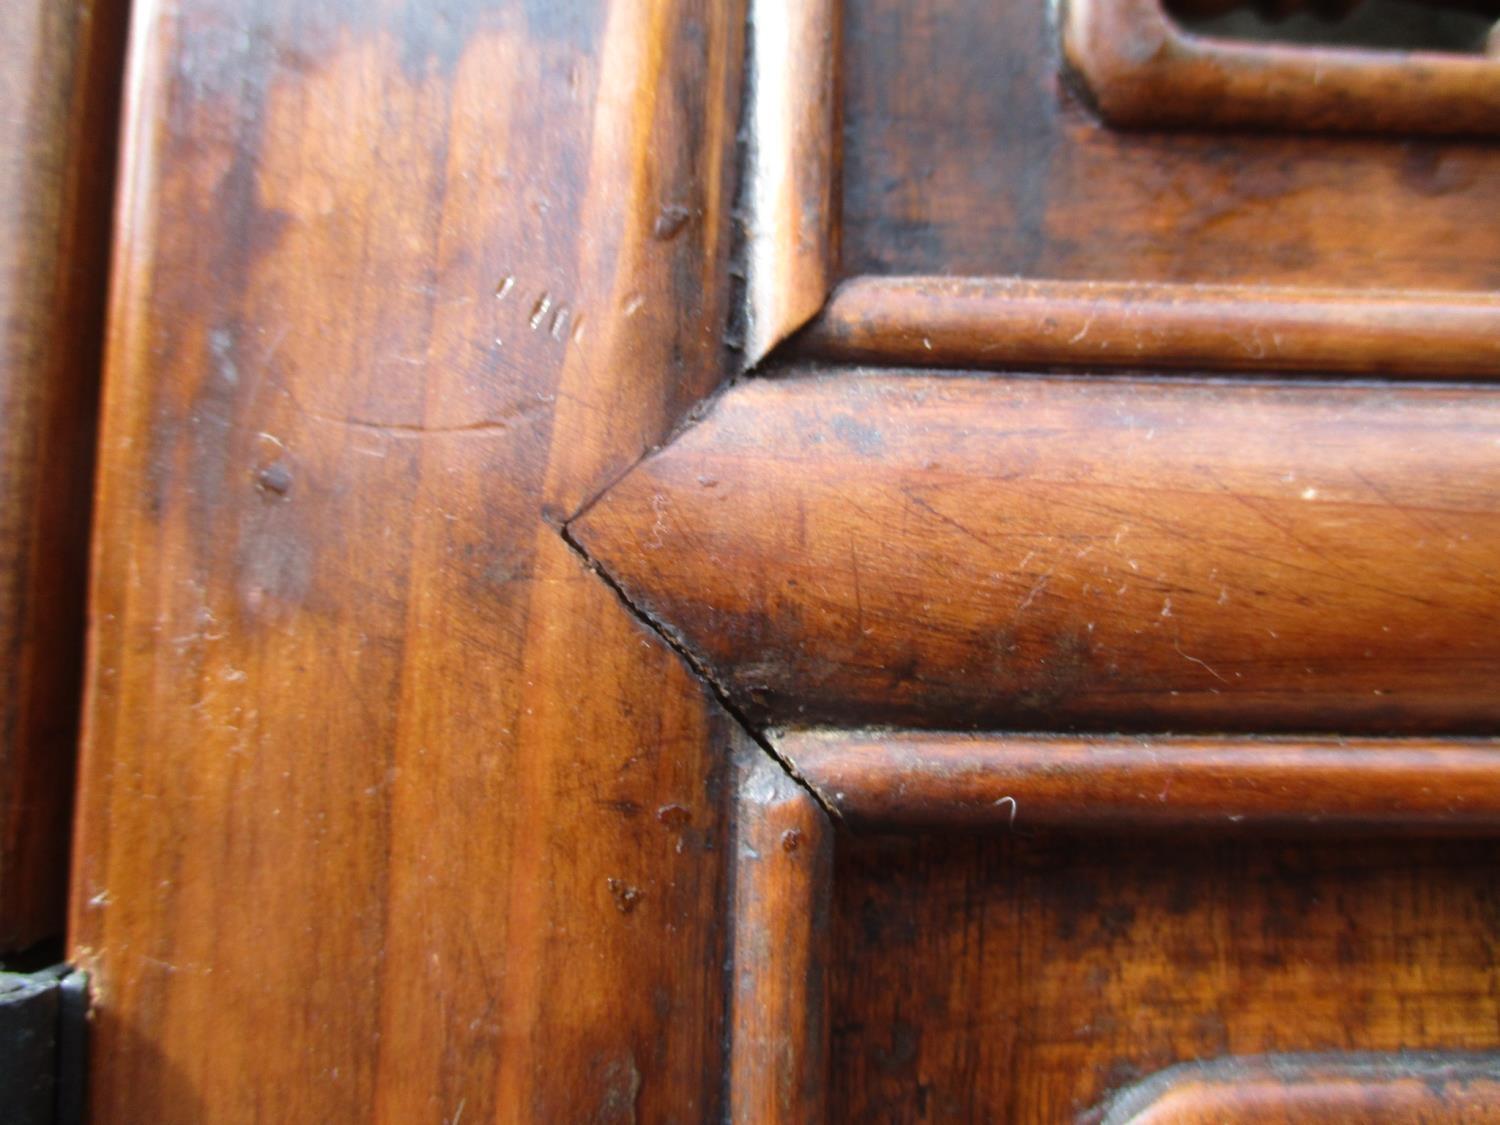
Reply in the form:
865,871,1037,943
842,0,1500,287
800,276,1500,378
573,371,1500,733
727,744,832,1122
1094,1053,1500,1123
1066,0,1500,135
71,0,750,1119
780,731,1500,833
742,0,839,363
830,832,1500,1121
0,0,127,951
68,0,1500,1114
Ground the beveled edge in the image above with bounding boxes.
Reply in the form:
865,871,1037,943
776,730,1500,835
726,743,834,1122
795,275,1500,379
741,0,840,365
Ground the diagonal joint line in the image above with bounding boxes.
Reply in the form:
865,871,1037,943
556,520,838,822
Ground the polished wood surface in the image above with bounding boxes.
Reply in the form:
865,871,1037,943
781,731,1500,833
67,0,1500,1117
801,275,1500,378
1066,0,1500,135
1095,1052,1500,1123
842,0,1500,286
71,0,748,1118
0,0,127,952
727,743,832,1122
741,0,839,363
831,833,1500,1121
574,371,1500,732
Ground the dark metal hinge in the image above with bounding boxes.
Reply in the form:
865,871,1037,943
0,966,88,1125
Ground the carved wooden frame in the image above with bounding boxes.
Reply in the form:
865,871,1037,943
70,0,1500,1116
559,0,1500,1117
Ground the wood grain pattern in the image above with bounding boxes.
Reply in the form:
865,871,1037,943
800,275,1500,378
1065,0,1500,135
573,370,1500,733
727,744,832,1123
1094,1052,1500,1123
0,0,128,951
780,731,1500,833
831,833,1500,1121
71,0,750,1119
842,0,1500,288
741,0,839,363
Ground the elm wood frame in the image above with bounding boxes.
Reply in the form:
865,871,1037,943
70,0,1500,1120
583,7,1500,1109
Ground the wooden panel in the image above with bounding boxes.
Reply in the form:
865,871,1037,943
831,833,1500,1121
727,744,832,1122
841,0,1500,287
780,731,1500,833
573,371,1500,733
71,0,748,1119
801,276,1500,378
1095,1052,1500,1123
0,0,128,951
1065,0,1500,136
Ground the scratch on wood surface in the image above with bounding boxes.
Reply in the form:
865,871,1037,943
1016,573,1050,613
994,795,1018,828
1175,640,1228,683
